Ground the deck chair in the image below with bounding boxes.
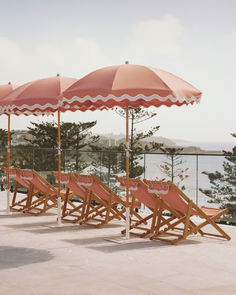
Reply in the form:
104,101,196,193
143,179,231,244
3,167,40,212
74,174,143,227
16,169,67,215
52,171,99,223
116,177,177,238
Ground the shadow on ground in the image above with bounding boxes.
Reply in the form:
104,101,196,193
0,246,54,270
23,222,123,234
4,221,61,229
61,236,111,246
86,238,202,253
0,212,56,219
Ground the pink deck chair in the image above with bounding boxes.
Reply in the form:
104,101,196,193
16,169,67,215
75,174,143,227
144,179,231,244
3,167,40,212
52,172,106,224
116,177,177,237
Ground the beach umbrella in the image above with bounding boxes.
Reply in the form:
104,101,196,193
0,82,18,214
62,63,202,238
0,75,78,223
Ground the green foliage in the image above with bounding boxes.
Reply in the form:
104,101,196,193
159,147,189,189
200,133,236,215
0,128,8,147
0,128,10,186
22,121,99,171
116,107,161,178
87,145,124,189
11,146,34,169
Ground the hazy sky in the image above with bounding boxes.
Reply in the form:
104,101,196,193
0,0,235,144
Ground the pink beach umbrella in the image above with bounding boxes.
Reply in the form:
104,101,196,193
0,82,18,214
0,75,78,222
62,63,202,238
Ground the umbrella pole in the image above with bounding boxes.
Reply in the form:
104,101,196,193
57,110,62,226
6,114,11,214
125,106,130,239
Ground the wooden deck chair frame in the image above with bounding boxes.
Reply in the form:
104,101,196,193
74,174,143,227
143,179,231,244
53,172,124,227
3,167,41,212
17,169,66,215
116,177,178,238
52,171,92,223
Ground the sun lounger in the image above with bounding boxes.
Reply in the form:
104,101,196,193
16,169,67,215
116,177,176,237
75,174,143,227
52,171,93,223
3,167,40,212
53,172,125,227
143,179,231,244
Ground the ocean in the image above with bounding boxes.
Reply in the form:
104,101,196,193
142,153,227,208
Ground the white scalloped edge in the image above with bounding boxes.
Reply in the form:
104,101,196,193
77,181,92,187
61,93,201,105
0,93,201,115
147,188,169,195
0,102,108,115
119,185,138,191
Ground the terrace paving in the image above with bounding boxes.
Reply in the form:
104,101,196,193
0,194,236,295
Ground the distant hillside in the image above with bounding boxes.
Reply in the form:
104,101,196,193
96,133,221,153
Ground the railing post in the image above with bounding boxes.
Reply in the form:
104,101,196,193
100,151,102,179
196,154,199,206
144,153,146,179
32,147,35,170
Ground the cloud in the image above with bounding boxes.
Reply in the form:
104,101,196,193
0,35,108,83
126,14,183,62
35,37,107,75
0,36,25,83
0,14,184,83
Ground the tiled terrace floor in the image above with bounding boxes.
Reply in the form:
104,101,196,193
0,195,236,295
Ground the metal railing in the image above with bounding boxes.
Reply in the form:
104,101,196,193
0,146,235,222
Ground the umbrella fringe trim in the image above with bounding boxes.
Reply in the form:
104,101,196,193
60,93,201,106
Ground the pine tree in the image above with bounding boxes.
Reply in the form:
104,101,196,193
0,128,9,185
22,121,99,172
88,145,123,188
0,128,8,148
200,133,236,216
159,147,189,189
116,107,161,178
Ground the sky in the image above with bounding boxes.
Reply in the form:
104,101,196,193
0,0,235,147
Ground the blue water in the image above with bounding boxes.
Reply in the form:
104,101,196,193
142,154,226,207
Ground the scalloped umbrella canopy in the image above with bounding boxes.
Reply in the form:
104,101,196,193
62,63,202,239
0,76,78,115
62,64,202,109
0,83,18,100
0,76,78,223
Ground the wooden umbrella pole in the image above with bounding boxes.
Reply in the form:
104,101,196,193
6,114,11,213
57,110,62,226
125,106,130,239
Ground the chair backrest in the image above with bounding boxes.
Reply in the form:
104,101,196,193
3,167,31,189
75,174,121,203
116,177,157,209
52,171,87,198
143,179,198,215
18,169,57,195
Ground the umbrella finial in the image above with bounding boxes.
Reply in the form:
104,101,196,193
125,61,129,64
